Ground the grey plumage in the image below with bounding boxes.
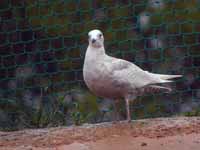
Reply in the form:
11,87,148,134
83,29,182,122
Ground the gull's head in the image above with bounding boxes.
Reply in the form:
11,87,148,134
88,29,104,48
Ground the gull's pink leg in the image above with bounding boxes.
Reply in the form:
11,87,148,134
125,98,131,122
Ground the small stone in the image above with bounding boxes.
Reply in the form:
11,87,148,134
141,142,147,146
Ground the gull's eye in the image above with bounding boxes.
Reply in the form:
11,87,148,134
99,34,102,38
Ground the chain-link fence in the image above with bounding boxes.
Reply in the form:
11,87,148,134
0,0,199,130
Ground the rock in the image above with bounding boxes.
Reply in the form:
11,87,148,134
141,142,147,146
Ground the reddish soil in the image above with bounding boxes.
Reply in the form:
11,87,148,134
1,117,200,150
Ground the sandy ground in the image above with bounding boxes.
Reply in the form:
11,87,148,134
1,117,200,150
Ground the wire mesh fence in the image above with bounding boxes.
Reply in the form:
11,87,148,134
0,0,199,130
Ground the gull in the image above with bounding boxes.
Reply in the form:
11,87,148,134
83,29,182,122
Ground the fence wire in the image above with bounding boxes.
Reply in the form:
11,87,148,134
0,0,199,130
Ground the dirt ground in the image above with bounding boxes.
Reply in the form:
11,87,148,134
1,117,200,150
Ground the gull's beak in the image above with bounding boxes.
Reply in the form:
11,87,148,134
92,39,96,43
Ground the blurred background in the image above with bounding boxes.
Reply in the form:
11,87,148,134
0,0,199,130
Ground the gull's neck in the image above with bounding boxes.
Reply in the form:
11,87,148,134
87,45,106,56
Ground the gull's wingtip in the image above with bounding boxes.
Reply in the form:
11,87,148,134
156,74,183,80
